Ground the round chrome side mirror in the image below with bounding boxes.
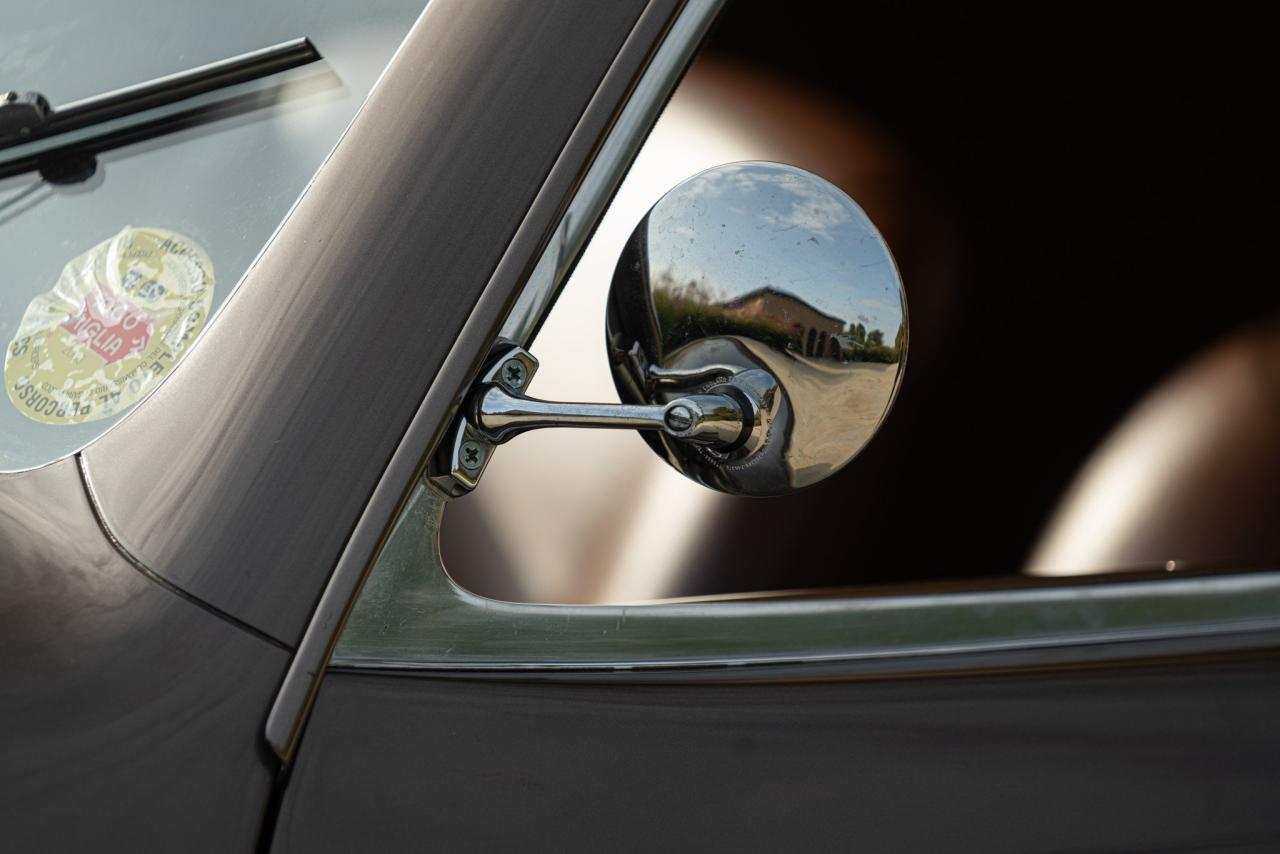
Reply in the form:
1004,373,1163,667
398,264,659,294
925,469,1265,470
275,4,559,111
437,161,906,499
606,161,907,496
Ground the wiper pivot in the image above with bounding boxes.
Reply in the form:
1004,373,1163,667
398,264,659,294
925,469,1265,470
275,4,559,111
0,91,52,140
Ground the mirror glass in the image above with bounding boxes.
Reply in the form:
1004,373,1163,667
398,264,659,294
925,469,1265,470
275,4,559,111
608,161,907,495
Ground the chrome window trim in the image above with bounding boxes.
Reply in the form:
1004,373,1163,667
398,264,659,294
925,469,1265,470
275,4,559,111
333,484,1280,671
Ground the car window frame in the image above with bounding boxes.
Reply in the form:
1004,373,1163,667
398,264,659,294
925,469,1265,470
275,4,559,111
334,482,1280,673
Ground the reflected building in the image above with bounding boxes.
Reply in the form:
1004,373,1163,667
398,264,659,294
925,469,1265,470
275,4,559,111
652,275,901,365
720,287,845,358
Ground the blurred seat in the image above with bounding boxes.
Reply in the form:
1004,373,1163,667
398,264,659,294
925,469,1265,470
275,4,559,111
1027,320,1280,575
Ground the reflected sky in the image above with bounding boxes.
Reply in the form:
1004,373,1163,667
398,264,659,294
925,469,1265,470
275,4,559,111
646,162,905,350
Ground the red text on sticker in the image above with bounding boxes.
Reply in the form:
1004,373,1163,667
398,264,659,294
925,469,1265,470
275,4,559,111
61,284,154,364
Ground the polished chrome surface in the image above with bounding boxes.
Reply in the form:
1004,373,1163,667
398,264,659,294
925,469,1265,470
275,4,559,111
464,343,759,449
436,340,755,494
430,344,540,497
333,482,1280,670
473,383,750,445
608,161,908,495
479,386,670,437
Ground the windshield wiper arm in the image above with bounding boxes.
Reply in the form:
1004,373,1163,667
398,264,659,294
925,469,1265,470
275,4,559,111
0,37,320,151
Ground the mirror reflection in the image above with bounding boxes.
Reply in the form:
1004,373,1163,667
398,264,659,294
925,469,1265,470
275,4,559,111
609,161,906,493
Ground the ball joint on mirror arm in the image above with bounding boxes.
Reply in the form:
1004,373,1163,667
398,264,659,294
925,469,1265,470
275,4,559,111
465,380,758,451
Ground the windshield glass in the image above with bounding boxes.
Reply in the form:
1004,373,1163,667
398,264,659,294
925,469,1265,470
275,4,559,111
0,0,427,471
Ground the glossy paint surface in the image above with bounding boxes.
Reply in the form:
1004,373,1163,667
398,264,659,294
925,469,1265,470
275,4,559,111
82,0,650,646
275,661,1280,852
0,458,289,850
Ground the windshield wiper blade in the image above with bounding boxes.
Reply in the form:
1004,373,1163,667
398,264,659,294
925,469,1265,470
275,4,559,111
0,37,320,151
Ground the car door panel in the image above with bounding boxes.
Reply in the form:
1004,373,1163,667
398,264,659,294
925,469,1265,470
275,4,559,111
274,659,1280,853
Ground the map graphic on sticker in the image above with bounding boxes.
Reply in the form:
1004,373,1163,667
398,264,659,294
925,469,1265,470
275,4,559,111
5,226,215,425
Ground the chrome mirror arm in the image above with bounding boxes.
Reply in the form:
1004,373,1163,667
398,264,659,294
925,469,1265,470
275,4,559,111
428,343,773,498
469,382,749,447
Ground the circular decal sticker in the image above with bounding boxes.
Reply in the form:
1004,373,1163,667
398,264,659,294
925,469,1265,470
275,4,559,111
5,226,214,425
